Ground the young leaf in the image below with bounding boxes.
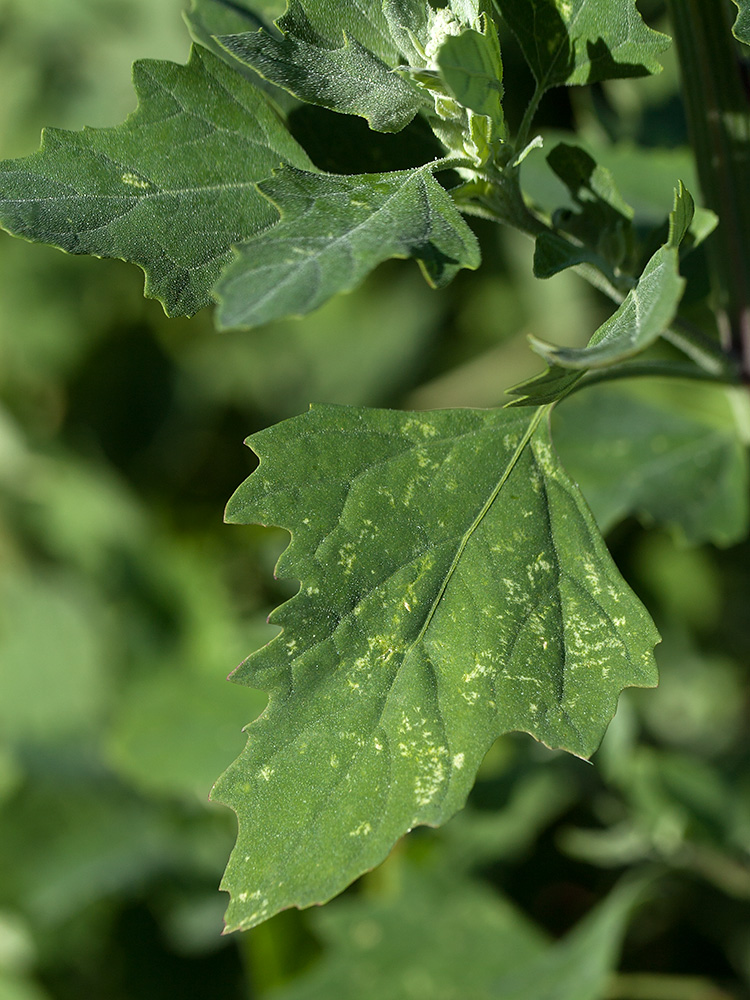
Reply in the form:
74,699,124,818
215,404,658,930
494,0,670,91
436,24,504,123
216,2,424,132
528,184,692,372
0,46,314,317
506,364,583,408
215,165,481,329
382,0,431,63
553,382,750,546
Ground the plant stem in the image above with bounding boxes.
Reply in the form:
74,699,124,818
515,83,544,150
667,0,750,382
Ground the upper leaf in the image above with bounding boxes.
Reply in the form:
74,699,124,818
0,46,314,317
184,0,301,112
215,164,481,329
215,403,658,930
494,0,670,91
216,1,424,132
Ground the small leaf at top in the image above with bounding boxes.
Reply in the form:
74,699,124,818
732,0,750,45
0,46,314,317
215,403,658,930
495,0,670,91
215,165,481,329
217,1,424,132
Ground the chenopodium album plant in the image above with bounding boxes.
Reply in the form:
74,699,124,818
2,0,749,932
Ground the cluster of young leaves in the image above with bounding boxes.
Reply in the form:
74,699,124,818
1,0,748,941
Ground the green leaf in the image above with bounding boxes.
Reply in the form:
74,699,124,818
382,0,430,63
534,142,634,279
269,865,547,999
0,46,314,317
506,364,583,408
528,184,691,371
553,381,750,546
215,404,658,930
215,165,481,329
436,24,504,123
495,0,670,91
493,877,648,1000
732,0,750,45
216,1,424,132
533,231,618,282
184,0,301,112
0,571,109,745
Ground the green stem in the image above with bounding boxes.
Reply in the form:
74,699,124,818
662,319,739,378
572,360,737,394
515,83,544,150
667,0,750,382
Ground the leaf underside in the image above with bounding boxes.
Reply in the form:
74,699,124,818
215,404,658,930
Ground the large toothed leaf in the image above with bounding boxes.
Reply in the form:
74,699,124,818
494,0,670,91
217,1,424,132
553,381,750,546
215,404,658,930
215,165,481,329
0,46,314,317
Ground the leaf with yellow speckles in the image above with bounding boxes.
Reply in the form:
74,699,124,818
214,403,658,931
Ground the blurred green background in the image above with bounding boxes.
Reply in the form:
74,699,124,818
1,2,749,998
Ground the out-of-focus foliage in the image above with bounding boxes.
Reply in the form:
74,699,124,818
0,2,749,999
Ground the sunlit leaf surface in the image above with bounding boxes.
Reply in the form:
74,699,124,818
216,404,658,929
